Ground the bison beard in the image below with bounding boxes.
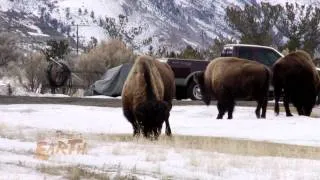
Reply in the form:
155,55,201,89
134,101,169,139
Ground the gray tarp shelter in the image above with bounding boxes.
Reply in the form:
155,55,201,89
85,63,133,97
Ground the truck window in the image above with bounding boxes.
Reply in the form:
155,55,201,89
254,48,281,66
221,47,233,57
238,47,254,60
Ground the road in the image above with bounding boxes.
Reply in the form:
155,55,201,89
0,95,259,107
0,96,319,115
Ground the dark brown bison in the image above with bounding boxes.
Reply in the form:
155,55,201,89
46,60,72,94
313,58,320,105
273,50,320,116
122,55,175,139
194,57,271,119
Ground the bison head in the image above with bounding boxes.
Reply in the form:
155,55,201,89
135,100,169,140
193,71,211,105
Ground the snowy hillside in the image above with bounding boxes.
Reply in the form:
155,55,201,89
0,0,317,52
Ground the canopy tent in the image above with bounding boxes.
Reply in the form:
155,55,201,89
85,63,133,97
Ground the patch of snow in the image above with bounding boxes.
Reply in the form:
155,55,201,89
182,38,199,48
27,32,50,37
1,137,320,180
0,103,320,179
1,104,320,147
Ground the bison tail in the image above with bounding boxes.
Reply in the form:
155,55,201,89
264,66,272,93
142,62,157,101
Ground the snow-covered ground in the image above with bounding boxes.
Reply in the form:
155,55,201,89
1,104,320,179
1,104,320,146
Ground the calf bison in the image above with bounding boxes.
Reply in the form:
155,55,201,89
194,57,271,119
273,50,320,116
122,55,175,139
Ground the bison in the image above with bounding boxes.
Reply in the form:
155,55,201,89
273,50,320,116
122,55,175,139
194,57,271,119
46,60,72,94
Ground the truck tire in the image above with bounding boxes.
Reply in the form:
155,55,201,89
187,81,202,100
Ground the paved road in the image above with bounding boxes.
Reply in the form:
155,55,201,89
1,96,319,115
0,95,259,107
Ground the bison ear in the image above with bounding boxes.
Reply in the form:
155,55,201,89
193,71,204,84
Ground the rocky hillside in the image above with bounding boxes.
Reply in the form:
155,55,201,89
0,0,316,53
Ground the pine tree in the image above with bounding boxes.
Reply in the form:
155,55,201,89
225,2,281,46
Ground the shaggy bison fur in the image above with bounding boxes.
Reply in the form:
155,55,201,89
194,57,271,119
122,55,175,139
46,61,72,94
273,50,320,116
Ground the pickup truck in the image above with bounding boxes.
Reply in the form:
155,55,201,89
162,44,285,100
89,44,319,101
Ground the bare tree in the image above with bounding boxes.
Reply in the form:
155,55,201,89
100,14,143,49
76,39,135,87
0,32,22,67
24,53,48,92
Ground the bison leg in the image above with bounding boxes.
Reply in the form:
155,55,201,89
217,102,226,119
296,105,304,116
300,103,313,116
132,121,141,137
62,86,67,94
51,87,56,94
256,96,268,119
227,100,235,119
283,94,293,117
165,122,171,136
255,101,262,119
164,104,172,136
124,109,140,136
165,118,172,136
303,106,312,116
274,87,282,116
274,99,280,115
261,97,268,119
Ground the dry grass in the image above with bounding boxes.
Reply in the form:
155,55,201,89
36,164,112,180
0,123,7,135
88,133,320,160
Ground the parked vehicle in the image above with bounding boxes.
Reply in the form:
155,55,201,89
87,44,319,101
221,44,284,67
158,58,209,100
164,44,284,100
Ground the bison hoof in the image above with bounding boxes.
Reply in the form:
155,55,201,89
286,113,293,117
216,115,223,119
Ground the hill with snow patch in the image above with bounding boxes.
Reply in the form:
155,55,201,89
0,0,317,52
